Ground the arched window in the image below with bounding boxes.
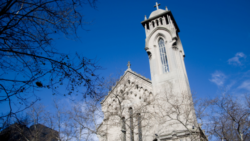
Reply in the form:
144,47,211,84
158,38,169,73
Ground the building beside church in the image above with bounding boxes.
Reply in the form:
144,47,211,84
0,123,59,141
97,3,207,141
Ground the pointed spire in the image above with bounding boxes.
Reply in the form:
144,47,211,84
165,6,168,11
144,15,147,20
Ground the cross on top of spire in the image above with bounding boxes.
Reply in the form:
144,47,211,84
127,61,131,69
154,2,161,10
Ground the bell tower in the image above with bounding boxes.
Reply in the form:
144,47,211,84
141,2,190,96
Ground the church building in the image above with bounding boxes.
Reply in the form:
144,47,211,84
97,3,207,141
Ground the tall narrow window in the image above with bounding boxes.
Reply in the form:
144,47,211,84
137,113,142,141
158,38,169,73
129,108,134,141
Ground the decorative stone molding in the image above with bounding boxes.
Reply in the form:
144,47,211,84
170,38,178,50
145,46,152,59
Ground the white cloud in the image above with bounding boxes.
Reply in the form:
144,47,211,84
228,52,246,66
210,71,226,86
225,80,236,91
238,80,250,91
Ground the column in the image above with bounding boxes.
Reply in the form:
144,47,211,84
162,16,166,25
129,107,134,141
121,117,126,141
137,113,142,141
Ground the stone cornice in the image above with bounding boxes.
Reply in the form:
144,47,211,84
141,10,180,33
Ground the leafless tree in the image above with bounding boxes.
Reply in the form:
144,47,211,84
0,0,101,129
96,75,211,141
153,81,208,141
202,94,250,141
67,97,103,141
109,80,250,141
0,104,59,141
95,73,208,141
0,100,95,141
52,100,76,141
96,72,155,141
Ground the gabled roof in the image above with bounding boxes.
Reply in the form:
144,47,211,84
100,68,151,104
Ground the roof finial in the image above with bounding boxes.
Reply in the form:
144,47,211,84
165,6,168,11
154,2,161,10
127,61,131,69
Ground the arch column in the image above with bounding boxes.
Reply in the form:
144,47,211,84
129,107,134,141
137,113,142,141
121,117,126,141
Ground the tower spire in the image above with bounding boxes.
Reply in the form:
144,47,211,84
154,2,161,10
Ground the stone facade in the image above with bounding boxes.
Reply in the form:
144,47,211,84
97,3,207,141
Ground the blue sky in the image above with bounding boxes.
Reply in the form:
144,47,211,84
51,0,250,100
2,0,250,120
1,1,250,141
